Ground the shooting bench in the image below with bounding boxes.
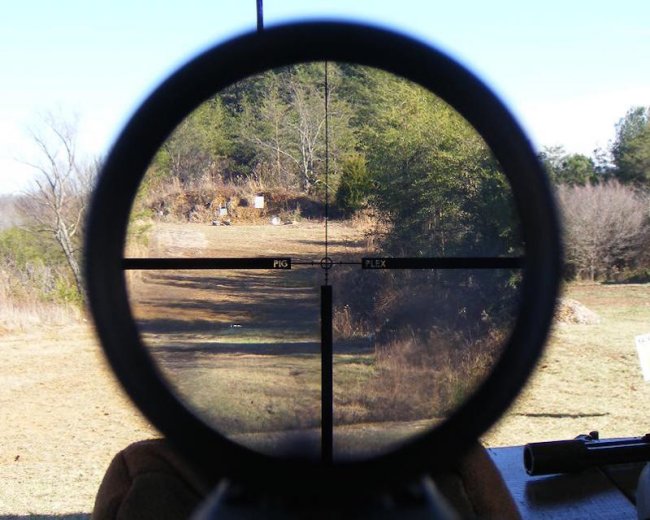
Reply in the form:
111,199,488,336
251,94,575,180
490,446,643,518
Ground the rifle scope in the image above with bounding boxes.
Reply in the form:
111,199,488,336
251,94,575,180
84,21,562,495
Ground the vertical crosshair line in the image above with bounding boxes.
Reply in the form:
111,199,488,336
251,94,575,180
324,61,329,285
321,284,333,464
321,61,333,464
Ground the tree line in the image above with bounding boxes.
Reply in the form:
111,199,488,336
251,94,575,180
541,106,650,280
146,64,650,282
1,64,649,328
143,64,519,258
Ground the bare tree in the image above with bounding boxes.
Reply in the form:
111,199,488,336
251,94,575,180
17,113,96,297
238,76,298,189
237,64,354,192
287,72,327,191
557,180,649,280
237,71,326,191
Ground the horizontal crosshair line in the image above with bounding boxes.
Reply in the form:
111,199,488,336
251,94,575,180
292,261,361,266
360,257,524,269
122,257,291,270
122,256,523,271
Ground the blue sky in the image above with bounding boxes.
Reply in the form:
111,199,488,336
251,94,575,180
0,0,648,194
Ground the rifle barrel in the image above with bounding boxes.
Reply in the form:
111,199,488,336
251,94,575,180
524,436,650,476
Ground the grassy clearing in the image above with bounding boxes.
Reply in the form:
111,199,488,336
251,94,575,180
484,282,650,446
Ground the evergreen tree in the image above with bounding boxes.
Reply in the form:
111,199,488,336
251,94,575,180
612,106,650,185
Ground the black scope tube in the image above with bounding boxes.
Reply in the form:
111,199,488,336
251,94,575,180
524,436,650,476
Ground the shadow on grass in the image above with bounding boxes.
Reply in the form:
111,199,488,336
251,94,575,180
295,238,366,249
151,338,371,356
602,278,650,285
134,269,321,333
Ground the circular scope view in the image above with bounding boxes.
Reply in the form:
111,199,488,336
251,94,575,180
124,63,524,461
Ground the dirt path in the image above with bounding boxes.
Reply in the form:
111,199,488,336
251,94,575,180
143,221,366,259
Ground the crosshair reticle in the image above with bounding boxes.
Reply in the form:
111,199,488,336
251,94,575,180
122,61,526,464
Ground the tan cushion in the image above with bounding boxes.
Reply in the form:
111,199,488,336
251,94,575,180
93,439,520,519
92,439,208,520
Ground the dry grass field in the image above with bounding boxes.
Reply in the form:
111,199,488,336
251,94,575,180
2,221,650,517
485,282,650,446
0,325,156,518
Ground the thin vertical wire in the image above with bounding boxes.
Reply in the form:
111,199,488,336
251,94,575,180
256,0,263,32
324,61,329,285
